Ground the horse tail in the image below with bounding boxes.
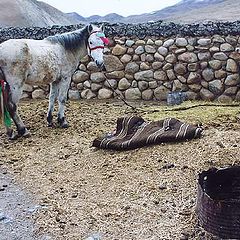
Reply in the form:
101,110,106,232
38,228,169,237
0,68,12,128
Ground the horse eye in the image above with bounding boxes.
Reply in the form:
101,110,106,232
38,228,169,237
89,41,93,44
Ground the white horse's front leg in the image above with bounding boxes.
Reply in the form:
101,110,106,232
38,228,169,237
57,77,71,128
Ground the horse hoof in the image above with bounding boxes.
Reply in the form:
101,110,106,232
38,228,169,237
61,123,69,128
48,122,54,128
22,130,31,138
8,132,19,140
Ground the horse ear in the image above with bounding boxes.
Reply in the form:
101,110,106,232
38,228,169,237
88,24,93,34
100,24,105,32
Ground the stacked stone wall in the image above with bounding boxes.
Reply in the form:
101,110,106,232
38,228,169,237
0,21,240,102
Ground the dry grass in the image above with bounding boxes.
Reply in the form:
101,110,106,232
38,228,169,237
0,99,239,240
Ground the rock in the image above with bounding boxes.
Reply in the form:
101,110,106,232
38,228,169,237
166,69,176,81
209,46,220,52
125,88,141,100
185,91,198,100
80,55,89,63
187,72,201,84
98,88,113,99
145,54,154,62
200,88,215,101
188,84,201,92
140,62,150,70
135,40,145,45
213,36,225,43
165,54,177,64
83,80,91,88
112,44,127,55
220,43,234,52
235,90,240,101
187,63,199,72
134,70,154,81
174,63,187,75
142,89,153,100
163,39,174,48
120,54,132,63
91,83,102,92
178,52,198,63
125,62,139,74
132,80,138,88
198,52,211,61
224,86,238,95
68,90,80,100
78,64,86,71
145,45,156,53
104,79,118,89
202,68,214,82
175,38,188,47
154,52,165,61
146,39,154,45
213,52,228,61
154,71,168,81
90,72,106,83
104,55,124,72
80,89,96,99
135,46,145,55
77,83,84,90
87,62,99,72
209,60,222,70
208,80,224,95
118,78,131,90
105,71,124,79
226,36,237,45
154,86,170,100
175,48,186,54
155,40,163,46
125,39,135,47
215,69,227,79
149,81,158,89
197,38,211,46
225,74,240,86
162,63,172,71
152,62,163,70
32,89,45,99
23,84,33,92
157,46,168,56
72,71,89,83
226,59,238,72
217,95,233,103
138,81,148,91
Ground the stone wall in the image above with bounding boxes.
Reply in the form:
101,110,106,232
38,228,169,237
68,34,240,102
1,21,240,102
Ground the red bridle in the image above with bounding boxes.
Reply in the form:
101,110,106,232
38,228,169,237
88,31,109,52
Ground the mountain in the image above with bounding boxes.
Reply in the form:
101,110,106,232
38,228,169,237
0,0,78,27
67,0,239,24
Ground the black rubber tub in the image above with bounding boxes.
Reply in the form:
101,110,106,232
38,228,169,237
197,166,240,239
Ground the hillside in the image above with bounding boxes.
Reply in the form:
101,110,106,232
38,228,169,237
0,0,77,27
68,0,240,24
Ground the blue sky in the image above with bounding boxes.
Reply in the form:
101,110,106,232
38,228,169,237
41,0,181,17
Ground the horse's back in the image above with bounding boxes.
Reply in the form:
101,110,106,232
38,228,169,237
0,39,65,85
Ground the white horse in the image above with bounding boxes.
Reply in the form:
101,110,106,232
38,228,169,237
0,24,109,139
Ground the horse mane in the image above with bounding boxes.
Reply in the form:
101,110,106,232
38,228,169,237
45,25,89,51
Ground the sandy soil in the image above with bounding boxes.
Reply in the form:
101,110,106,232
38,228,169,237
0,99,240,240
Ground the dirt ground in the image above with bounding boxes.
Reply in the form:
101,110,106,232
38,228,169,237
0,99,240,240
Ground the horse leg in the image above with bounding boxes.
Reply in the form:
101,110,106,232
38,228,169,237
47,82,59,127
5,84,30,139
6,99,30,139
57,78,71,128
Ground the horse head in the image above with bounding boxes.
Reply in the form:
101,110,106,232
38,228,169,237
87,24,109,69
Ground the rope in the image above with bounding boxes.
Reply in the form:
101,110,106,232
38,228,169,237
105,78,240,114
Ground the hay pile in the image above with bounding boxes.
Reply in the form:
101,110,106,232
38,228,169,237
0,100,239,239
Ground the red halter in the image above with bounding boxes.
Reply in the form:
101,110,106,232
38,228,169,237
88,31,109,52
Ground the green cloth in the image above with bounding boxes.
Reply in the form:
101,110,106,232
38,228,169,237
0,85,11,127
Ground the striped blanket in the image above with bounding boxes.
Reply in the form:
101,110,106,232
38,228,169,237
93,116,202,150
